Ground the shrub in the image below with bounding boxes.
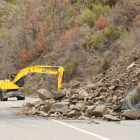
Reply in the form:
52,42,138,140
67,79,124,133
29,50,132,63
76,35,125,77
94,35,106,44
48,52,56,65
105,26,117,40
93,4,111,19
64,60,79,81
69,19,76,28
102,58,110,70
95,15,110,30
82,42,87,49
96,67,101,74
89,29,95,35
79,9,95,27
112,0,140,30
88,35,106,47
88,38,94,46
119,28,129,39
80,33,86,38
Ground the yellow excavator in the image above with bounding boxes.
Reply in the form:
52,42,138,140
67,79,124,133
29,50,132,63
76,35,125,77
0,66,65,101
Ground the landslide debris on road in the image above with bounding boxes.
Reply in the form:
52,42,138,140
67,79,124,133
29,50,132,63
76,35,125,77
22,48,140,120
22,81,140,120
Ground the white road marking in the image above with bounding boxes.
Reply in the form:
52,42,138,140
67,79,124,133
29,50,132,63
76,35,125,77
52,119,110,140
5,102,17,107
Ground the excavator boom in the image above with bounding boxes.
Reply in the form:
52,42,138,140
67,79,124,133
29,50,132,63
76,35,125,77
13,66,65,90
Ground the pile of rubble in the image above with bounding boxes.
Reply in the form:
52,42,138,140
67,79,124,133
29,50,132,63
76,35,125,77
22,61,140,121
22,46,140,121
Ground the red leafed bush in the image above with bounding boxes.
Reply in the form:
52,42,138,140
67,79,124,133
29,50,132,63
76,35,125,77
95,16,110,30
19,47,32,68
60,27,79,45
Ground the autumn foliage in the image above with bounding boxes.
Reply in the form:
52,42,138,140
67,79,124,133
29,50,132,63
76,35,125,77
95,16,110,30
17,0,72,68
60,27,79,45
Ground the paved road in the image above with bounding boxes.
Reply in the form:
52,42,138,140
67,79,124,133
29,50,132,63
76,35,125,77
0,97,140,140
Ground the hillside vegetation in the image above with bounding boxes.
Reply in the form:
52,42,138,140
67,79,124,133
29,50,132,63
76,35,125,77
0,0,140,94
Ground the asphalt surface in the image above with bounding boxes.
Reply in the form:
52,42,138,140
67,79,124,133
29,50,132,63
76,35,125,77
0,97,140,140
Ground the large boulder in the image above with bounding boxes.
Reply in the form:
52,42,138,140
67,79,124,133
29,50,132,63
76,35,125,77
37,89,54,100
124,110,140,119
92,105,108,117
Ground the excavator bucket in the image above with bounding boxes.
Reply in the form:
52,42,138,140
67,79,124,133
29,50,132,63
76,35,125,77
58,66,65,90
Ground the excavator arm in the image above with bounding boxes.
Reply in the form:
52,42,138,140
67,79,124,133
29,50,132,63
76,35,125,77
12,66,65,90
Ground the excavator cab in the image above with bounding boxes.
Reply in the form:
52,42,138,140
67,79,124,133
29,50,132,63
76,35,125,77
7,74,25,87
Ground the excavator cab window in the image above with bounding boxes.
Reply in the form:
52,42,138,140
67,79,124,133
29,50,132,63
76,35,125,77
7,74,17,81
